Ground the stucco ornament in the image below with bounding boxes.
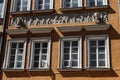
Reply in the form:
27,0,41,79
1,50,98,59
10,12,108,27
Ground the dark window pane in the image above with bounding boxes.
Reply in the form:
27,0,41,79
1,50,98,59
18,49,23,54
65,3,70,8
22,6,27,11
41,55,47,60
0,0,3,3
45,0,50,3
38,5,42,9
90,54,96,59
72,54,78,60
42,43,48,48
33,62,39,68
72,48,78,53
97,0,103,6
72,41,78,46
17,1,21,6
90,61,96,67
34,55,39,61
16,62,22,67
11,49,16,55
9,62,14,68
35,43,40,48
90,41,96,46
10,56,15,61
16,7,20,11
18,43,24,48
99,54,105,59
64,48,70,53
66,0,70,2
64,41,70,47
45,4,50,9
72,61,78,67
23,1,28,5
38,0,43,4
11,43,17,48
42,49,47,53
64,54,69,60
17,56,22,61
73,3,78,7
34,49,40,55
98,40,105,46
90,47,96,53
73,0,78,3
99,61,105,66
98,47,105,52
63,61,69,67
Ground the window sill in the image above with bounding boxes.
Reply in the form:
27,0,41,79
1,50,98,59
60,7,82,11
32,9,54,13
27,68,50,71
58,68,82,71
10,11,30,15
85,5,109,9
85,67,111,71
2,68,24,71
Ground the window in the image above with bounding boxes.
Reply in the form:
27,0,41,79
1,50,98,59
87,0,108,7
3,39,26,70
59,36,82,69
62,0,82,8
29,38,51,70
34,0,53,10
86,35,110,69
0,0,3,18
11,0,31,12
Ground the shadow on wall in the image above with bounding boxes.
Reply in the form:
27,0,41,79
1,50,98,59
59,69,119,77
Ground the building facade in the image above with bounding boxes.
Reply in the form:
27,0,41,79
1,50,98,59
1,0,120,80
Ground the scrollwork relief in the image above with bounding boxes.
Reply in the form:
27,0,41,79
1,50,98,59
10,12,108,27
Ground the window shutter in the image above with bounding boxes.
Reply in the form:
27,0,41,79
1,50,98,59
50,0,53,9
27,0,31,10
78,0,82,7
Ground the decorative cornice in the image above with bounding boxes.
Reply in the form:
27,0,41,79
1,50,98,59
10,12,108,27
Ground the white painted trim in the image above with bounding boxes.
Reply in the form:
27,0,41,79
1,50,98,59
11,0,30,12
85,35,110,69
59,36,82,69
29,37,51,69
2,38,27,70
87,0,108,6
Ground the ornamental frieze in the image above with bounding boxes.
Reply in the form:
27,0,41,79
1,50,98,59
10,12,108,27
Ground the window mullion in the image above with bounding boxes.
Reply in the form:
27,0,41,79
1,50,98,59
70,41,72,67
43,0,45,9
96,40,99,68
105,40,107,67
14,43,18,69
71,0,72,7
95,0,97,6
88,40,90,68
39,42,42,68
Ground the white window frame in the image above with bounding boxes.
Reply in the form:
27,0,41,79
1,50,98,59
87,0,108,6
59,36,82,69
2,39,27,70
34,0,53,10
11,0,31,12
86,35,110,69
62,0,82,8
29,37,51,70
